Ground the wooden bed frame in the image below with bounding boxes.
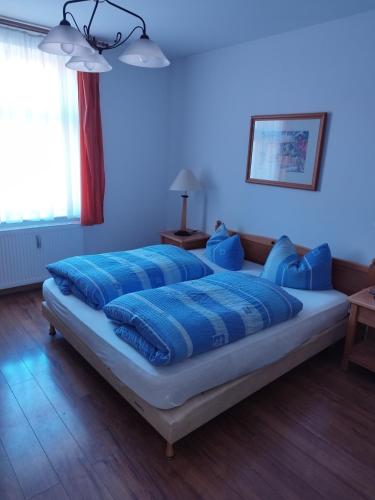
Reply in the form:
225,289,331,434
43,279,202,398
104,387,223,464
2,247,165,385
42,231,375,458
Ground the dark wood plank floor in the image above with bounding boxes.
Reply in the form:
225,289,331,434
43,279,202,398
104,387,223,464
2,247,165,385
1,290,375,500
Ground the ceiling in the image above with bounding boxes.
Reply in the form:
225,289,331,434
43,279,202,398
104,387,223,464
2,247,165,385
1,0,375,59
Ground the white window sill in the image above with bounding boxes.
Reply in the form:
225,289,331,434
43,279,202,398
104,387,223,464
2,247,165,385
0,219,81,232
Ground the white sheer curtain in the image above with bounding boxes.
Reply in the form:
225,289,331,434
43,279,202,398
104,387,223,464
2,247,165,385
0,26,80,224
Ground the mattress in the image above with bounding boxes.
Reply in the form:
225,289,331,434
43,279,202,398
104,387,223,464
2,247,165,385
43,252,349,409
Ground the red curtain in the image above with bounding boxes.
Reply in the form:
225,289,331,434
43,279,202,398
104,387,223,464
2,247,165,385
77,72,105,225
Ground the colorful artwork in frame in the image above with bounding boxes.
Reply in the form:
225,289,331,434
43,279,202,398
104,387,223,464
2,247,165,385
245,113,327,190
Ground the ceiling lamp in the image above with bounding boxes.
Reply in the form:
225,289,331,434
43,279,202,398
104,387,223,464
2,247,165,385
38,0,170,73
66,51,112,72
118,34,170,68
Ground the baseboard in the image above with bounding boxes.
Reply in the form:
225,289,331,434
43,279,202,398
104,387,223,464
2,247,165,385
0,282,43,296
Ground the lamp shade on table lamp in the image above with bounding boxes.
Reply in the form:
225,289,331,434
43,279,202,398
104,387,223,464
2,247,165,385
169,169,202,236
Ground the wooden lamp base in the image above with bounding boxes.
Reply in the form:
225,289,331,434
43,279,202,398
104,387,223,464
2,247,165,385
174,193,191,236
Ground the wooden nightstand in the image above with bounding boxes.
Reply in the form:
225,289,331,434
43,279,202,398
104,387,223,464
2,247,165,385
160,230,209,250
342,287,375,373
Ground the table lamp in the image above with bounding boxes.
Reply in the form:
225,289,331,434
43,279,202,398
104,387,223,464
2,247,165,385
169,169,202,236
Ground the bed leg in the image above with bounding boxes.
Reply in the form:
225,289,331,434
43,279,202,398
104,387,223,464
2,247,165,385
49,324,56,336
165,442,175,460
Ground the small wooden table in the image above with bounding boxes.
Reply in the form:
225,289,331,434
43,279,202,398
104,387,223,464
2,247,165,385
342,287,375,373
160,230,209,250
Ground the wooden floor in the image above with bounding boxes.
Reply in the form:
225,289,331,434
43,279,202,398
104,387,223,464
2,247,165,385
1,291,375,500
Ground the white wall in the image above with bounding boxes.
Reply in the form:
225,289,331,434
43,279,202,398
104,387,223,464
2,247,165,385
166,10,375,264
83,53,170,254
82,11,375,266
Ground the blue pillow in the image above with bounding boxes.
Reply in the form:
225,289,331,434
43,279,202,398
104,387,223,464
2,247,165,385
205,224,244,271
261,235,332,290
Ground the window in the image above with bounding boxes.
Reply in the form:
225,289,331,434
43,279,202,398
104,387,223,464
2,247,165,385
0,26,80,225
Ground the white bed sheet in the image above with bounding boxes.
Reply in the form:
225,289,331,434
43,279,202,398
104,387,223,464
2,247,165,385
189,248,265,275
43,253,349,409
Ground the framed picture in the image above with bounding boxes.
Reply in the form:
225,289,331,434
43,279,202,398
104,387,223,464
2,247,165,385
245,112,327,190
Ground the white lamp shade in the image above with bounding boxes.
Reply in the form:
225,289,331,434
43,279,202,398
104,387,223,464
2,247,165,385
119,37,170,68
38,24,95,57
169,169,202,192
66,52,112,72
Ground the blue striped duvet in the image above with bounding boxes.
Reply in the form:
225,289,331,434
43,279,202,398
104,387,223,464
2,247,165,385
104,272,303,366
47,245,212,310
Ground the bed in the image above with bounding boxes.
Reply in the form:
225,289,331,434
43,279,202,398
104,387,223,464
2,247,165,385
42,232,375,458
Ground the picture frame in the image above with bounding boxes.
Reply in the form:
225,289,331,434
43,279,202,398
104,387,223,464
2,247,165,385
245,112,327,190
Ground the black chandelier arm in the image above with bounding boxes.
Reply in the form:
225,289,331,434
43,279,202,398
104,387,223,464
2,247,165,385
114,25,143,47
65,11,84,35
61,0,148,52
86,0,99,36
105,0,147,35
62,0,91,21
97,25,143,51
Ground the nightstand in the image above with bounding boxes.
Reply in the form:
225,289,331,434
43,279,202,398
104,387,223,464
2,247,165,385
160,230,209,250
342,287,375,373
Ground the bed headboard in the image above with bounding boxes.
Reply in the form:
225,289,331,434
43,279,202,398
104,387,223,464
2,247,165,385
227,229,375,296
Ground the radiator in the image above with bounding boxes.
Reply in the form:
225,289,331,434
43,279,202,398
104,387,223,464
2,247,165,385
0,224,84,289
